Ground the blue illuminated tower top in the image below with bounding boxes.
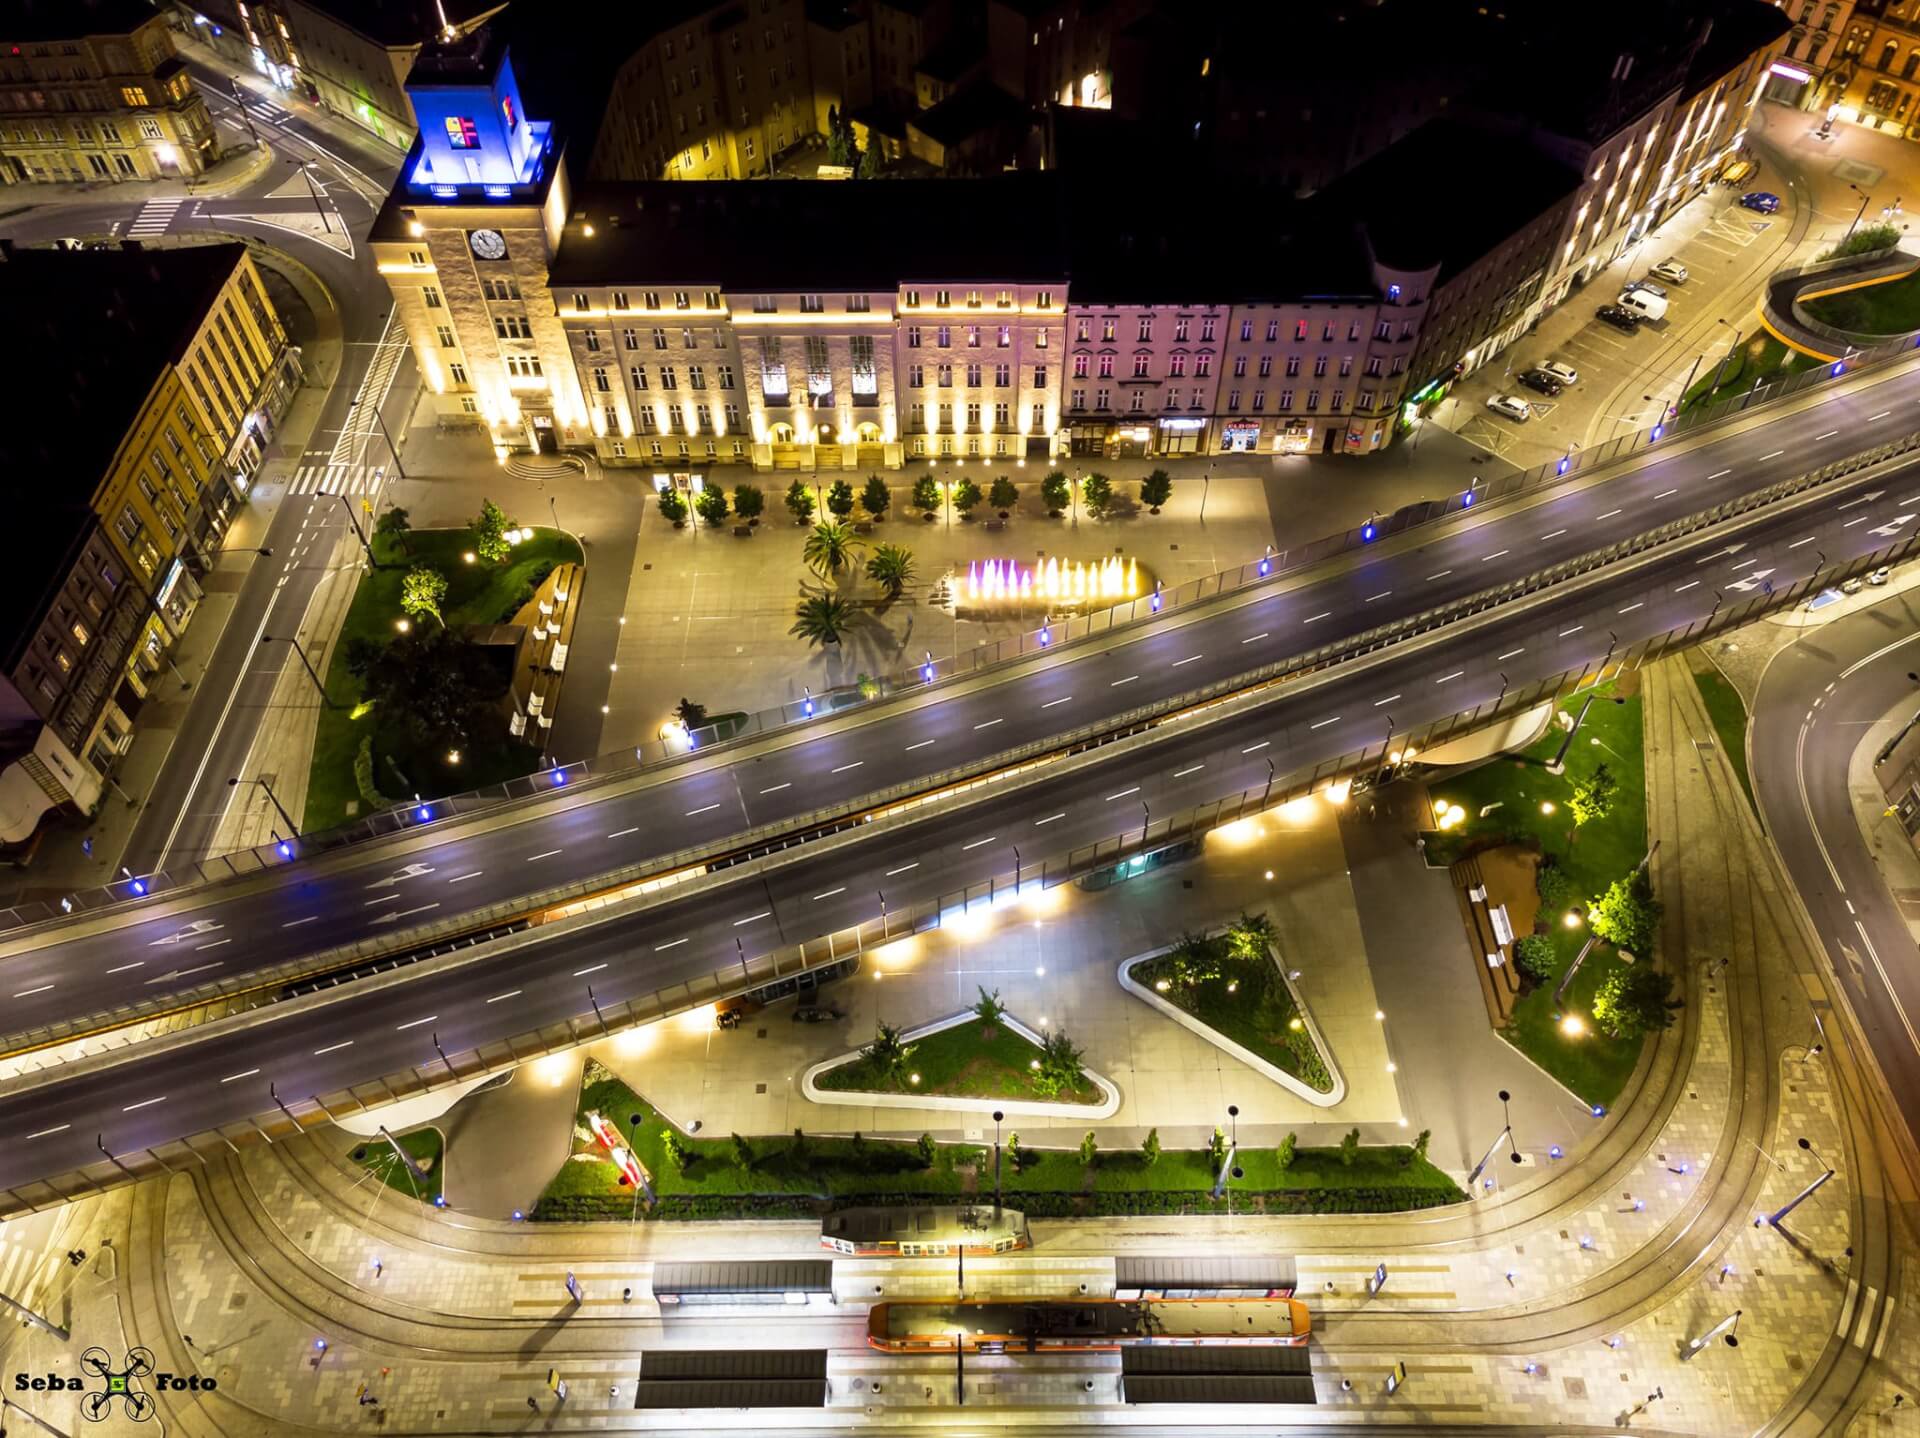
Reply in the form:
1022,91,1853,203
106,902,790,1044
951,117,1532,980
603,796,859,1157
404,26,552,199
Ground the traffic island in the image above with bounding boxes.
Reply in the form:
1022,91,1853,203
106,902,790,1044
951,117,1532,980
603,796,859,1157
1420,679,1657,1108
531,1061,1459,1221
1117,915,1342,1106
802,1006,1120,1118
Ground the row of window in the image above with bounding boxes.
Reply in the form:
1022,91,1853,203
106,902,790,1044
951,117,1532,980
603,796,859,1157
904,324,1038,349
907,363,1044,389
901,288,1051,309
572,288,724,312
1066,387,1373,414
905,401,1045,432
1066,351,1392,380
1071,315,1414,345
594,363,737,391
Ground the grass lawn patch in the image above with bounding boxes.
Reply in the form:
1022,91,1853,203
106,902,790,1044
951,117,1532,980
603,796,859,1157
1125,924,1332,1092
1803,267,1920,337
350,1127,443,1204
531,1062,1462,1222
303,525,583,832
1692,667,1756,815
1680,332,1822,413
817,1018,1102,1105
1421,681,1650,1107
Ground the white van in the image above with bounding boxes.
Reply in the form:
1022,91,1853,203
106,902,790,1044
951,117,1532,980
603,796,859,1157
1617,288,1668,322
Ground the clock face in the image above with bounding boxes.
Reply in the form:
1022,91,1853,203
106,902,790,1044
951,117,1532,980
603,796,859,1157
469,228,507,260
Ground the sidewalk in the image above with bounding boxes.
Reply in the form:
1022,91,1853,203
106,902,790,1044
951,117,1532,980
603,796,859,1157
0,134,277,213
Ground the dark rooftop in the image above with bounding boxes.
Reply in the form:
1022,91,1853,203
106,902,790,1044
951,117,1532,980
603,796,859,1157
915,28,983,84
287,0,502,50
909,83,1027,149
0,0,165,40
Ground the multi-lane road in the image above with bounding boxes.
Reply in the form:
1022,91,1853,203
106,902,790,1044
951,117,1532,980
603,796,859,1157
9,360,1920,1192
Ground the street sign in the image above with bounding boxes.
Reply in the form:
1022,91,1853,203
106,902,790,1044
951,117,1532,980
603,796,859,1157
1386,1361,1408,1394
546,1368,562,1392
1367,1263,1389,1295
565,1272,583,1304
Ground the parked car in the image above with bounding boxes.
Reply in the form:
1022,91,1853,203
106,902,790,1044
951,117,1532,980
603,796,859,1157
1516,369,1564,396
1616,289,1668,322
1842,576,1866,595
1596,304,1643,331
1719,156,1758,187
1623,278,1669,299
1650,258,1690,285
1739,190,1781,213
1486,394,1533,422
1537,359,1579,386
1870,567,1892,585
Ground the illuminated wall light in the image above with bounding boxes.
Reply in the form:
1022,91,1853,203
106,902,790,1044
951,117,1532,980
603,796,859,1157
681,399,700,436
653,402,672,436
750,408,769,443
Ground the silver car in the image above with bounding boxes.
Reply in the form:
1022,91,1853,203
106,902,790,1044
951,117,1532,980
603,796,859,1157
1536,360,1579,386
1650,258,1689,285
1486,394,1532,422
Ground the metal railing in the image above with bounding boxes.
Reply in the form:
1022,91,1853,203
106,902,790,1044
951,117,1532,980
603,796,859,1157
9,423,1920,1060
9,512,1916,1220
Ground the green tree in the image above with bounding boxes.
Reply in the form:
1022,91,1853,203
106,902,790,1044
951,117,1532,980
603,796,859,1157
730,1132,753,1170
827,479,856,519
1082,471,1114,517
353,629,496,749
661,1131,690,1174
675,697,709,729
865,542,916,598
1006,1131,1021,1169
856,137,881,179
1163,932,1223,989
972,985,1005,1024
861,475,891,520
1592,964,1681,1039
911,473,941,517
1141,1127,1161,1167
791,592,854,647
1276,1131,1297,1171
694,484,729,527
790,1126,810,1163
374,504,412,557
803,520,863,579
470,499,513,563
952,477,981,518
657,489,689,525
1339,1127,1361,1167
1207,1125,1229,1170
860,1021,917,1088
784,479,816,524
1413,1128,1432,1164
1536,857,1578,913
732,483,766,522
1078,1130,1098,1165
1030,1028,1085,1098
1041,470,1071,514
989,475,1018,514
1589,869,1662,958
1226,912,1276,962
1569,762,1619,827
1139,468,1172,512
850,1130,867,1157
399,565,448,627
916,1131,937,1167
826,107,851,166
1511,933,1557,981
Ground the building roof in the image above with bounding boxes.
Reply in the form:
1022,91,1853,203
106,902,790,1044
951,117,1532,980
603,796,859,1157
285,0,502,49
914,28,982,84
908,82,1026,148
0,0,164,41
0,242,247,639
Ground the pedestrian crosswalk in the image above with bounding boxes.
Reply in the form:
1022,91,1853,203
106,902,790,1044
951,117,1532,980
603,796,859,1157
126,196,185,238
286,462,387,495
0,1226,52,1310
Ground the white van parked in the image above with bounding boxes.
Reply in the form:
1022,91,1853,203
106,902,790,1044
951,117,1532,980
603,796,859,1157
1616,288,1668,322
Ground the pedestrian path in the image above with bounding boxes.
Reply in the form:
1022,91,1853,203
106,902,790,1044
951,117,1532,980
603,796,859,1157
125,196,185,237
285,462,385,495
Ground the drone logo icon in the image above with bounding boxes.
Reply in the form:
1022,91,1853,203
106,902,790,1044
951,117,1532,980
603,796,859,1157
80,1347,155,1422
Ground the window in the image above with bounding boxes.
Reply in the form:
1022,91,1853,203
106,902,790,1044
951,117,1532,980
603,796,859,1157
572,293,590,312
1366,357,1383,377
936,289,951,306
653,328,668,349
1138,317,1154,342
585,331,602,353
1095,387,1110,409
449,362,468,384
660,364,677,389
1233,356,1247,377
848,295,870,313
492,315,531,339
907,326,921,348
1101,319,1116,342
724,402,741,426
1375,320,1392,340
1358,388,1375,409
1240,319,1254,341
1033,364,1047,387
675,291,691,309
1259,356,1273,377
630,364,649,389
997,325,1011,347
1201,317,1216,342
505,355,543,377
1322,322,1336,341
937,363,953,386
966,325,981,348
1332,390,1345,410
423,286,443,309
1031,402,1045,428
1313,356,1327,377
718,364,734,388
967,402,981,426
688,364,705,388
1098,354,1114,379
1227,389,1240,411
461,396,480,413
481,276,520,301
800,294,824,312
1036,328,1048,348
1169,353,1187,377
593,367,611,392
622,328,639,350
1196,353,1211,377
904,290,921,308
680,327,696,349
995,363,1011,387
1338,356,1353,377
1174,319,1189,342
407,249,427,266
911,363,925,387
1131,391,1147,413
1133,352,1151,378
1285,356,1300,377
1307,389,1320,409
1076,318,1091,342
644,291,661,309
1348,321,1361,341
1267,319,1280,342
966,362,982,386
706,291,721,309
1073,354,1089,378
1071,388,1087,409
436,325,455,347
937,325,951,347
1293,319,1308,341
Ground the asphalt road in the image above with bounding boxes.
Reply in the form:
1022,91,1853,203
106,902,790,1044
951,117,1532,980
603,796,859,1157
1751,589,1920,1142
6,414,1920,1191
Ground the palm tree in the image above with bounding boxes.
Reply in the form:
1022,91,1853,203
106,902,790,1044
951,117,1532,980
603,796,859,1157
803,520,864,579
791,592,853,646
865,543,916,599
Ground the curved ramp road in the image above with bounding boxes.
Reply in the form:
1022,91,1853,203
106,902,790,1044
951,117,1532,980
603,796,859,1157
1,365,1919,1040
5,436,1920,1190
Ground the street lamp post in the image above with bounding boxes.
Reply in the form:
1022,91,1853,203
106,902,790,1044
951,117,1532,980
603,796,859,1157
1847,183,1871,242
350,393,407,482
298,161,335,236
1200,461,1213,523
1466,1088,1525,1192
1710,319,1743,396
228,776,297,835
992,1109,1004,1218
1679,1309,1742,1360
336,493,377,565
1765,1137,1836,1228
261,634,342,708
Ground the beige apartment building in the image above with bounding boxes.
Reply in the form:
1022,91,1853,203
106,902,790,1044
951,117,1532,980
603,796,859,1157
1,0,217,185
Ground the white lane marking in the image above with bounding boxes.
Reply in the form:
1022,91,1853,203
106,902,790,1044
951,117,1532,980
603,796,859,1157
1310,716,1341,730
1596,508,1622,521
574,962,610,975
26,1126,71,1139
758,783,791,795
1838,492,1876,510
487,990,523,1003
1815,430,1839,441
731,913,769,927
144,962,221,984
377,904,440,923
905,739,937,751
831,762,865,773
1174,654,1205,666
1674,579,1701,592
1788,535,1817,548
1618,602,1644,614
1708,469,1732,479
1559,625,1585,637
686,803,721,816
395,1015,438,1031
1365,590,1392,603
1105,787,1142,801
886,862,920,876
1242,740,1271,753
1305,611,1331,623
313,1040,354,1056
1869,411,1891,421
1035,813,1067,825
364,894,400,908
1498,647,1526,660
1427,569,1453,581
1374,694,1401,707
122,1096,166,1112
608,827,640,838
12,985,54,998
197,938,231,951
654,938,689,951
1437,670,1464,683
1482,549,1510,562
106,962,145,975
220,1069,260,1083
1174,764,1206,778
1654,488,1678,499
283,915,319,928
1843,515,1870,528
527,849,562,861
812,887,847,900
1540,528,1567,541
1042,696,1072,708
961,836,996,851
1759,449,1784,461
1110,674,1140,687
973,718,1004,730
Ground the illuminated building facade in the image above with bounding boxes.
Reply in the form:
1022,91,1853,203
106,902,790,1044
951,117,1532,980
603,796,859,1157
0,241,296,847
0,0,217,185
1829,0,1920,137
